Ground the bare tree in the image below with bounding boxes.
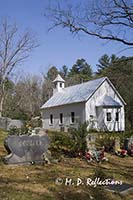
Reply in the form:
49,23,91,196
0,19,37,117
4,74,43,120
13,75,43,119
46,0,133,46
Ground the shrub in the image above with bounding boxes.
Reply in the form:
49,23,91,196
68,122,89,155
96,131,133,152
8,124,30,135
49,131,75,158
8,126,20,135
29,117,42,128
49,123,89,157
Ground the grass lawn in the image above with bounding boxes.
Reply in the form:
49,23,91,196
0,129,133,200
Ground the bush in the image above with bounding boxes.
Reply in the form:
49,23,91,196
68,122,89,155
96,131,133,152
49,131,75,158
29,117,42,128
8,126,21,135
8,125,30,135
49,123,89,157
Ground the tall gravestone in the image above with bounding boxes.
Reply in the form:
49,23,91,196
86,134,96,150
114,138,120,151
4,133,50,164
124,137,133,150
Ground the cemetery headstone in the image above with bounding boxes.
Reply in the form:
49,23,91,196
86,134,96,150
106,183,133,196
4,133,50,165
7,119,24,130
114,138,120,151
124,137,133,150
0,117,11,130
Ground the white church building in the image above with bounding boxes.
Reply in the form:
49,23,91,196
41,74,126,132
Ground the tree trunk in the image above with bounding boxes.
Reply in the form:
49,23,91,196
0,79,6,117
0,96,4,117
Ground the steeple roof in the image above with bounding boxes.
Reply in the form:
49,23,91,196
52,74,65,83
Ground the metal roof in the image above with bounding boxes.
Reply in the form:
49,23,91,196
96,95,122,107
41,77,106,109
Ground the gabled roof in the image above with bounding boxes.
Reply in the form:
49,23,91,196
41,77,126,109
41,77,106,109
53,74,65,83
96,95,122,107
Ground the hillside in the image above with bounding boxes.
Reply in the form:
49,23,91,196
0,129,133,200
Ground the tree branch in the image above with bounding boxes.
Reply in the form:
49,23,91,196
46,0,133,46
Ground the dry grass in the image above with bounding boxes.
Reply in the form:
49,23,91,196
0,129,133,200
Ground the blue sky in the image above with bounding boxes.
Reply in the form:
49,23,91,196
0,0,132,75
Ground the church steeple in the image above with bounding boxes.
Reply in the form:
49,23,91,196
53,74,65,94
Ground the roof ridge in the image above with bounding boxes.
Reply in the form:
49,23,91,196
64,77,107,90
41,77,108,109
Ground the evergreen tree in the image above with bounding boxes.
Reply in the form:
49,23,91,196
96,55,133,129
46,66,58,81
42,66,58,102
96,54,119,75
60,65,68,79
68,58,92,85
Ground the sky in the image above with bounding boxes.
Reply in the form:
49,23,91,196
0,0,132,76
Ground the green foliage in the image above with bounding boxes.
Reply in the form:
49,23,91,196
96,54,119,75
8,126,20,135
47,66,58,81
96,131,133,151
8,124,31,136
49,131,74,158
5,109,28,121
96,133,114,148
29,117,42,128
69,122,89,154
60,65,68,78
68,58,92,85
42,66,59,103
49,123,89,157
